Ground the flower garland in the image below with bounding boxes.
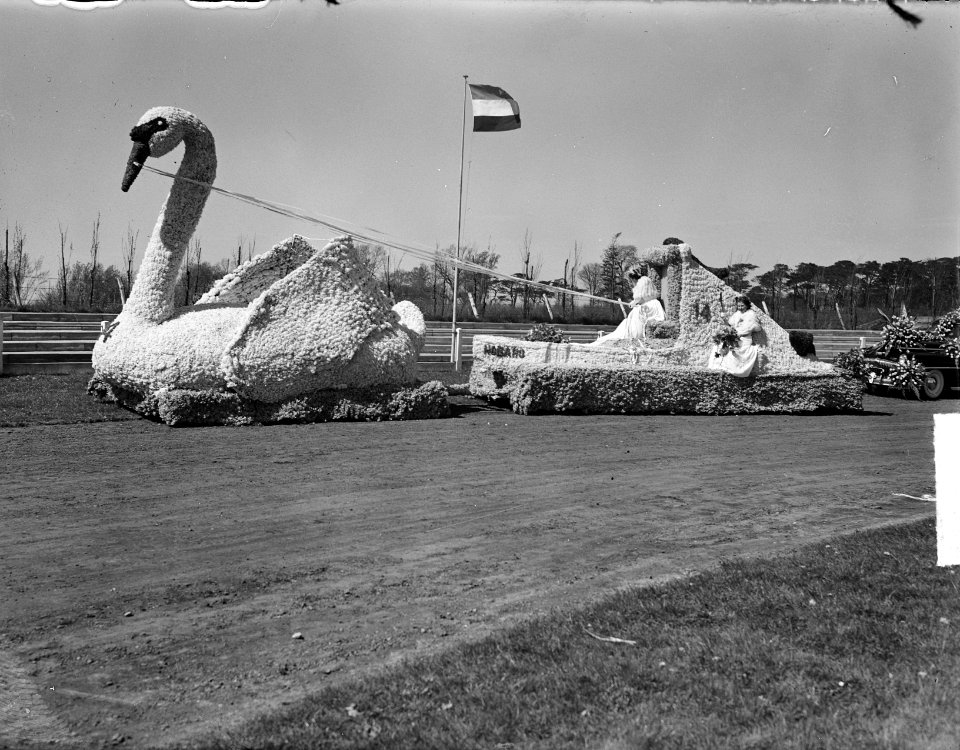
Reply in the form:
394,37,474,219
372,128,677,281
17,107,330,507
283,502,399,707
942,337,960,364
932,310,960,362
637,244,683,268
932,309,960,340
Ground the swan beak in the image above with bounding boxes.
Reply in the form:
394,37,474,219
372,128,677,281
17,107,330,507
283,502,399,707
122,142,152,192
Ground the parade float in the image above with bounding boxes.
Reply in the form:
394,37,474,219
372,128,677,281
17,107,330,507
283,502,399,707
89,107,447,426
469,243,863,415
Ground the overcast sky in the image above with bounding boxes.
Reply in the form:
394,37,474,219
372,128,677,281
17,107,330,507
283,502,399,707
0,0,957,288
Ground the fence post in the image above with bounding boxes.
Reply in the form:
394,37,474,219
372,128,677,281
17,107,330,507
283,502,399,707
454,328,463,372
859,336,866,350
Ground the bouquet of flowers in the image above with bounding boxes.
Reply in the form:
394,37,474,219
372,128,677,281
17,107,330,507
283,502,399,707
888,354,926,400
712,326,740,357
879,314,923,354
523,323,569,344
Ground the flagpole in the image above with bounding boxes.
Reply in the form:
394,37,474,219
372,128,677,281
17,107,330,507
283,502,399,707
452,74,468,362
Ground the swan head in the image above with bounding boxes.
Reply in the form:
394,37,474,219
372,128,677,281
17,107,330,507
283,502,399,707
121,106,203,192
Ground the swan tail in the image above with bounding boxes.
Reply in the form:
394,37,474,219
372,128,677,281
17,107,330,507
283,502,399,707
392,300,426,351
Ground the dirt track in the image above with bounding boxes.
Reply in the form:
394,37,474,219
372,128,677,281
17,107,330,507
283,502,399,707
0,394,952,748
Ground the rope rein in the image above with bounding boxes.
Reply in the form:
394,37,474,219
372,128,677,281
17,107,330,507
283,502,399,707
138,164,627,308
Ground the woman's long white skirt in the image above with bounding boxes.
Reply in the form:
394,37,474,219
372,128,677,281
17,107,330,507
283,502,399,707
707,337,759,377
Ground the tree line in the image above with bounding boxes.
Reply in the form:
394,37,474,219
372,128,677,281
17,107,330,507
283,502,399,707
2,217,958,330
574,235,960,330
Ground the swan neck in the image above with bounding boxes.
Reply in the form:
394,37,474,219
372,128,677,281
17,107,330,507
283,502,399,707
124,121,217,323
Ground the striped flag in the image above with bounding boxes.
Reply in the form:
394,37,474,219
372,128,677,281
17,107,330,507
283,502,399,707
469,84,521,132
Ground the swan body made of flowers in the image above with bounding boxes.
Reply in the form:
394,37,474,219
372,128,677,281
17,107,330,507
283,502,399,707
92,107,426,406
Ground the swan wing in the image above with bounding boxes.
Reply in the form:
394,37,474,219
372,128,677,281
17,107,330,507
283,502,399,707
196,235,316,306
220,237,398,401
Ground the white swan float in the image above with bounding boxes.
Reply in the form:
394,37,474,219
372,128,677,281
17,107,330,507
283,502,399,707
92,107,440,423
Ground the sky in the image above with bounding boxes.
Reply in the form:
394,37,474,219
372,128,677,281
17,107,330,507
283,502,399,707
0,0,957,293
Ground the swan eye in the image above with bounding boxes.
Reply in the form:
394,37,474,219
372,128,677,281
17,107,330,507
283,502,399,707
155,117,167,130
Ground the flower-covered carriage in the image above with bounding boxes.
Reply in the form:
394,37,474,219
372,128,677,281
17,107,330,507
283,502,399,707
469,243,862,415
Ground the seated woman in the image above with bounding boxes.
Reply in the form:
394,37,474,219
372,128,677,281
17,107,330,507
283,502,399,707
591,268,665,346
707,295,762,376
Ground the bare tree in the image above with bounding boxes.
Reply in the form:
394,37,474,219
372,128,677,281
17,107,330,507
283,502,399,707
382,251,404,301
184,237,203,305
381,255,392,300
516,229,542,317
347,242,387,279
191,237,203,301
59,223,70,307
578,262,603,301
11,223,26,305
562,240,582,316
3,224,9,306
458,243,500,316
121,224,139,297
10,223,45,306
88,213,101,308
432,247,452,318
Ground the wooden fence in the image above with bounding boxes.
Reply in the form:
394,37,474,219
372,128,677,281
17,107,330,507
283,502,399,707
0,311,882,376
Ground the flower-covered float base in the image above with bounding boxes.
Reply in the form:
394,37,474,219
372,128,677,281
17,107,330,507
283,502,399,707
469,352,861,416
89,374,449,427
468,243,862,416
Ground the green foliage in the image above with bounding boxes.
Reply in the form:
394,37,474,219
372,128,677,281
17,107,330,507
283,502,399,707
598,233,638,302
522,323,569,343
647,319,679,339
832,347,866,379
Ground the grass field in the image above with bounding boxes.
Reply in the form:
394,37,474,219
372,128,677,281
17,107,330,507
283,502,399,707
190,519,957,750
0,373,140,426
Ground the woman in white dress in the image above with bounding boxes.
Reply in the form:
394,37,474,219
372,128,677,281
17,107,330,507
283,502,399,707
708,295,762,376
591,269,666,346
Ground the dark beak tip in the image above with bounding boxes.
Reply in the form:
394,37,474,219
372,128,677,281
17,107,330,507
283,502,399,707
121,141,151,192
